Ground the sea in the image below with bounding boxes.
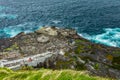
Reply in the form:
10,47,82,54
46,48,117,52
0,0,120,47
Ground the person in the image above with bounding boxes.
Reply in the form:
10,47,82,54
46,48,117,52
28,58,32,62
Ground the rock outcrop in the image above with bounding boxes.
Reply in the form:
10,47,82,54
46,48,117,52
35,27,58,36
0,26,120,79
37,35,50,43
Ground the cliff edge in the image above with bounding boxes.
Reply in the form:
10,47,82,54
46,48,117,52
0,26,120,79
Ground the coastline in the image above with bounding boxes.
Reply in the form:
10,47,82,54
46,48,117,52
0,26,120,79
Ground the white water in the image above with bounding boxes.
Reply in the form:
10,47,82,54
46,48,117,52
80,28,120,47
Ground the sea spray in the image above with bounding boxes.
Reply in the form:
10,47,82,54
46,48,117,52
80,28,120,47
0,22,42,38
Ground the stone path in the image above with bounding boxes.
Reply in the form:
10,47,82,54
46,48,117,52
0,52,53,69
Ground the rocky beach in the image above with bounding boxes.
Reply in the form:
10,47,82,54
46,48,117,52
0,26,120,79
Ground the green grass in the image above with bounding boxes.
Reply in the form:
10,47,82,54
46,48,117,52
4,43,19,51
0,68,112,80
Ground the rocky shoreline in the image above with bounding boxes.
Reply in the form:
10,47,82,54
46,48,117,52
0,26,120,79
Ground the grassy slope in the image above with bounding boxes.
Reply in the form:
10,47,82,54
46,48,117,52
0,68,112,80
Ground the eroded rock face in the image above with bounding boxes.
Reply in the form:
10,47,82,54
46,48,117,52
37,35,49,43
1,26,120,79
59,29,76,37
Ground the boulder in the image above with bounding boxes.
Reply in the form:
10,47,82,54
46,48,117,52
36,27,58,36
59,29,77,37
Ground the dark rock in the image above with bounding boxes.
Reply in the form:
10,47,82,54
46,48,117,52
108,68,120,79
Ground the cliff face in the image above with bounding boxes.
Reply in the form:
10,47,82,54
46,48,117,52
0,26,120,79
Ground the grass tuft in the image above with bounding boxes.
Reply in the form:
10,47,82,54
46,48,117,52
0,68,112,80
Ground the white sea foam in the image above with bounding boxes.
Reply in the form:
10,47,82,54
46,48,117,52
52,20,61,24
79,28,120,47
0,22,41,38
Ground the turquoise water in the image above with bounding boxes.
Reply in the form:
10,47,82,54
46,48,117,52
0,0,120,47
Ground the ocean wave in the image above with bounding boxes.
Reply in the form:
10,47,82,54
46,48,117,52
79,28,120,47
0,13,18,19
0,6,5,11
52,20,61,24
0,5,18,19
0,22,41,38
